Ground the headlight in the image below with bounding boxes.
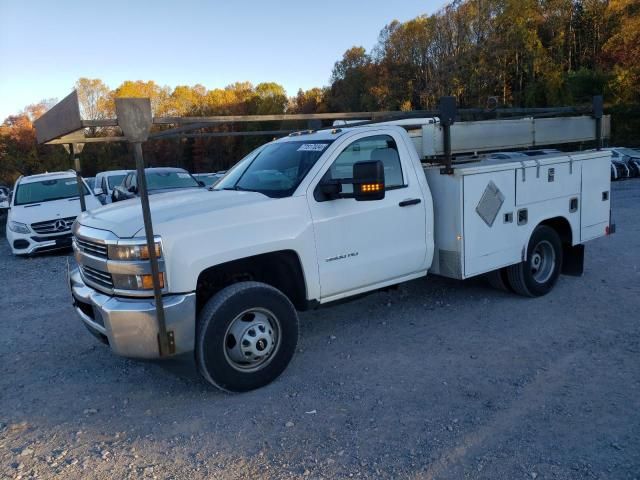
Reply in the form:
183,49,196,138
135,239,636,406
112,273,165,291
108,241,162,261
9,221,30,234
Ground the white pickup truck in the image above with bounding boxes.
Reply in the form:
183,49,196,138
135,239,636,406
69,122,613,391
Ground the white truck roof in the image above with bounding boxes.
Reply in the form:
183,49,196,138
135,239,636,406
96,169,131,176
19,171,77,184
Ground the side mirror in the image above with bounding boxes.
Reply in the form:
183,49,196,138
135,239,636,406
93,187,104,196
353,160,385,201
128,185,137,194
198,180,206,187
319,181,341,200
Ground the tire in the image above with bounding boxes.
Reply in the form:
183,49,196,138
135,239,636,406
486,268,511,292
196,281,299,392
507,225,563,297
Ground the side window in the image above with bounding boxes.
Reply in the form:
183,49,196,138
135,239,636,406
101,177,108,191
130,174,137,189
326,135,404,194
123,174,131,189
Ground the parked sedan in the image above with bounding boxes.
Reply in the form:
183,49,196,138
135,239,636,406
111,167,204,202
599,148,637,180
94,170,132,204
611,147,640,178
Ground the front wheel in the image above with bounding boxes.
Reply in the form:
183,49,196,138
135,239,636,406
507,225,563,297
196,281,299,392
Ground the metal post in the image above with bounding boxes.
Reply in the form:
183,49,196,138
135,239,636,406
439,96,457,175
593,95,603,151
71,143,87,212
114,98,174,357
442,125,452,172
132,142,173,356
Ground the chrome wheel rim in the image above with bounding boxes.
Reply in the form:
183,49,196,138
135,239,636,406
223,308,280,372
530,240,556,284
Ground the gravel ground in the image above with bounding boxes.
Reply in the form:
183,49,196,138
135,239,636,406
1,181,639,480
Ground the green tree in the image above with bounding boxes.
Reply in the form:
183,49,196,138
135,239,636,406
75,78,112,119
112,80,171,116
250,82,288,115
329,47,376,111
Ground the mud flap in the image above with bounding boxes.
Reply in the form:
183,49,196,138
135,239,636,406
562,244,584,276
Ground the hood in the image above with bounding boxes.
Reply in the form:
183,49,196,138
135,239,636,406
10,195,101,225
77,188,271,238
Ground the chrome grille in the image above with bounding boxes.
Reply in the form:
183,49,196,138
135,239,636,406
75,237,108,258
81,265,114,289
31,216,76,234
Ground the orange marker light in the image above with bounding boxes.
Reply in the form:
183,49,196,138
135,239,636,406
140,273,164,289
361,183,383,192
139,243,162,260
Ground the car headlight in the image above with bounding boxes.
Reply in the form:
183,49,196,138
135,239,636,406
112,272,165,291
9,221,30,234
108,241,162,261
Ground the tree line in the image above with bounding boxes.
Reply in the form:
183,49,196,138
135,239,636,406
1,0,638,185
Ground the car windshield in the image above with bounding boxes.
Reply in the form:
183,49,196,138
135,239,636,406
107,174,127,189
15,178,89,206
214,140,333,198
146,171,200,190
617,148,640,158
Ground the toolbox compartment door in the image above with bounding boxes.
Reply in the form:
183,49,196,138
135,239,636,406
515,159,581,206
580,155,611,242
463,170,519,277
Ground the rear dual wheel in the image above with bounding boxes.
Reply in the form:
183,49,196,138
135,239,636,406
487,226,563,297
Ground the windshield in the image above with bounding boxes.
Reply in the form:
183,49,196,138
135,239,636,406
617,148,640,158
107,174,127,189
215,140,332,198
146,171,200,190
15,178,89,206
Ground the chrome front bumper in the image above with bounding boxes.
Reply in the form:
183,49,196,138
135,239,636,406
69,266,196,359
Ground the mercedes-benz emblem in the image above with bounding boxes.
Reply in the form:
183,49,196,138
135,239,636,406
54,220,67,231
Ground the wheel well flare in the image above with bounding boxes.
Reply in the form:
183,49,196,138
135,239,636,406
196,251,307,312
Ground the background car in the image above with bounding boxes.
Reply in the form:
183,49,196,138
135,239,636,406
94,170,132,204
612,158,630,180
0,186,10,234
111,167,204,202
610,147,640,178
599,147,638,180
6,171,101,255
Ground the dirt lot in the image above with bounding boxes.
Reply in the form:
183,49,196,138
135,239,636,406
1,181,639,480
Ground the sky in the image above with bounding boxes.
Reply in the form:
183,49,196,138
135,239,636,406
0,0,447,120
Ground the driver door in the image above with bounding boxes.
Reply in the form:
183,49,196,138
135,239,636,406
307,132,427,300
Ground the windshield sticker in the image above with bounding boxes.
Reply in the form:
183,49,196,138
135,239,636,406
177,173,191,179
298,143,329,152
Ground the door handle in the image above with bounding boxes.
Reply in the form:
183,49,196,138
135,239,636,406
399,198,422,207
